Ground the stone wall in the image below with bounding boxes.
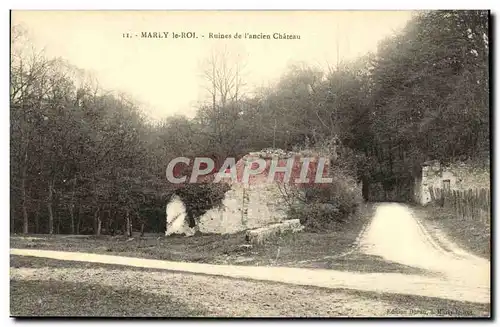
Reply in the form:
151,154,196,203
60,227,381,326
443,162,490,190
166,148,326,236
417,160,490,205
197,182,288,234
165,195,195,236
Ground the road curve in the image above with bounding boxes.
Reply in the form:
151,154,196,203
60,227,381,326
359,203,490,288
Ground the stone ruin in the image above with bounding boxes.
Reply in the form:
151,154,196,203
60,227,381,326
165,148,331,238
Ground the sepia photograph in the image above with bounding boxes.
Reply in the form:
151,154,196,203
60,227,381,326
9,9,491,318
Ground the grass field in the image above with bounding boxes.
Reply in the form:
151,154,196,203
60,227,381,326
414,205,490,260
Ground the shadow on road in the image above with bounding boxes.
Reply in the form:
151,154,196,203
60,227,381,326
300,253,444,278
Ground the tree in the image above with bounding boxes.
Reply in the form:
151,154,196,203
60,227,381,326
197,47,248,157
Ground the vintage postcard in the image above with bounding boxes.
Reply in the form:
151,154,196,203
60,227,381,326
9,10,491,318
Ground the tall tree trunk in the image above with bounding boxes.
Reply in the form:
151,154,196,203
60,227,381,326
126,208,132,237
69,178,77,234
97,217,102,236
94,206,101,236
111,209,118,235
47,179,54,235
212,62,217,137
138,210,145,237
10,206,15,234
56,198,61,234
34,201,40,234
69,205,75,235
107,213,113,236
21,152,29,234
76,206,81,235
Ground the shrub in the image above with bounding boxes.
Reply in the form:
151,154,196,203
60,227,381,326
172,182,231,227
287,171,363,231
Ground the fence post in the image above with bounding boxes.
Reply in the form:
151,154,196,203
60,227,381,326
464,190,469,220
475,189,480,223
454,190,458,218
459,190,465,219
467,188,474,220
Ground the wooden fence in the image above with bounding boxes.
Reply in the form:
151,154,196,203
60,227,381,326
428,186,491,224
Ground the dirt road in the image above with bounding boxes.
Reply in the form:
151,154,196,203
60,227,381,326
360,203,490,287
11,256,490,317
10,203,490,305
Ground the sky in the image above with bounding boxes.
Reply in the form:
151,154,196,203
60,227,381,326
12,10,415,120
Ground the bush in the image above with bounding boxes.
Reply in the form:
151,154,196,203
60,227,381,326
172,182,231,227
287,171,363,231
